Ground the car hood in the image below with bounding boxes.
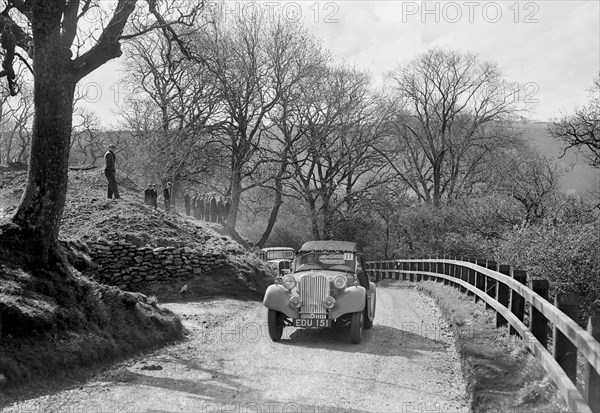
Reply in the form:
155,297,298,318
292,270,353,280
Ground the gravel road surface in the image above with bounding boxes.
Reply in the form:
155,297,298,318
4,284,469,413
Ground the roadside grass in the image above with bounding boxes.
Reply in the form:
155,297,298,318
412,280,568,413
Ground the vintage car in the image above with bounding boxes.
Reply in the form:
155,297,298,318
263,240,376,344
259,247,295,276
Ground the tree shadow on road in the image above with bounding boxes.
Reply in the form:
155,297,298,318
108,360,372,413
280,323,451,358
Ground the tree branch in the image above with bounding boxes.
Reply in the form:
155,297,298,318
71,0,137,81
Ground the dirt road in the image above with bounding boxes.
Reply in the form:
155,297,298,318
4,284,469,413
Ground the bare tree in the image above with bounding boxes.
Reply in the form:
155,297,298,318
387,48,523,207
69,89,103,166
0,0,204,265
489,145,560,225
285,66,391,240
549,75,600,168
193,13,324,238
121,28,223,197
0,79,33,164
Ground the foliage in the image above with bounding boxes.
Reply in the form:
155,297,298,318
360,193,521,259
495,221,600,321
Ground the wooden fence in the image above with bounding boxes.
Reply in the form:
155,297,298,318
366,258,600,413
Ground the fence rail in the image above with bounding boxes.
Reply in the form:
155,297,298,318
366,258,600,413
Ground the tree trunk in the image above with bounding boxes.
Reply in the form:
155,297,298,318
226,169,242,233
321,194,333,240
432,159,442,208
256,177,283,248
9,12,75,264
307,196,321,240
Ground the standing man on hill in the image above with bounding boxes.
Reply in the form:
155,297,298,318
217,196,225,224
210,195,218,222
163,182,172,212
203,195,211,221
224,197,231,224
184,191,191,216
151,184,158,208
144,184,152,205
104,144,120,199
191,194,198,218
198,194,205,220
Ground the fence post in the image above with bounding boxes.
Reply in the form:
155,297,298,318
485,261,497,310
584,317,600,413
496,265,511,328
530,279,549,348
462,263,469,292
467,264,476,298
553,293,582,383
452,262,459,289
457,264,466,293
416,260,422,282
475,259,486,302
510,269,527,335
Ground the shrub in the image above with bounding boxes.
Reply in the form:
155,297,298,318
495,221,600,322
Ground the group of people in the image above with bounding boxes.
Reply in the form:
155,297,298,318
103,144,230,224
143,184,159,208
143,183,230,224
144,182,174,211
183,193,230,224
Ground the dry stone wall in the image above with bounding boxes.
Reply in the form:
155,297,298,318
64,238,227,290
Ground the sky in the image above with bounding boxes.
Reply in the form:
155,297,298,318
79,0,600,127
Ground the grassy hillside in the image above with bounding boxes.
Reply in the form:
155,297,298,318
0,166,274,391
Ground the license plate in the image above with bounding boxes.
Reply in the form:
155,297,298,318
293,318,332,328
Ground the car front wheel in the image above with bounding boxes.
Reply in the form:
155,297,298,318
364,293,375,329
350,311,363,344
268,309,284,342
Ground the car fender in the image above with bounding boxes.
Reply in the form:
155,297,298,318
262,284,297,318
367,282,377,319
329,286,366,319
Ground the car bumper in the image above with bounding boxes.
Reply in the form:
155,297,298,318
263,284,367,321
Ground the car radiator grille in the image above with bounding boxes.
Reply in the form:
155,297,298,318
299,274,329,319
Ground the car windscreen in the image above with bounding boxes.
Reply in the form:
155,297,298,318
294,251,354,273
266,250,294,260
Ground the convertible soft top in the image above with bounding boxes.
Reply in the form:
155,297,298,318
298,240,362,253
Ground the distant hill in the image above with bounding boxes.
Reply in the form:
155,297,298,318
521,121,599,194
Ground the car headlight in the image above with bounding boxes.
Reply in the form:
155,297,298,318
282,274,297,290
289,296,302,309
323,296,336,309
333,275,347,289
